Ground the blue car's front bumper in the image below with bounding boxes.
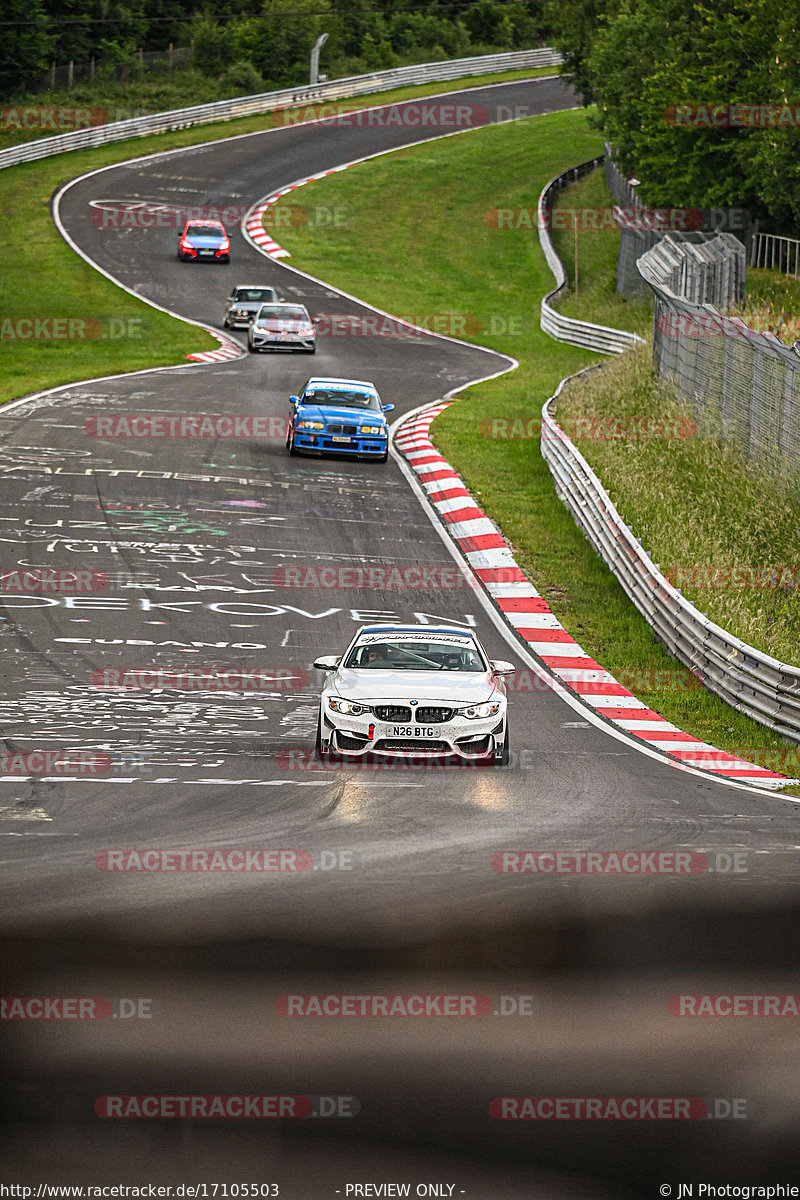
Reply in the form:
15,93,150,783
294,431,387,456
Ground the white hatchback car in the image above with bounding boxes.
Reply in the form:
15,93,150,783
313,624,513,764
248,302,315,353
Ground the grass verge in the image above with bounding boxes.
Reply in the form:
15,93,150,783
261,105,800,786
0,66,560,405
554,345,800,666
549,166,652,335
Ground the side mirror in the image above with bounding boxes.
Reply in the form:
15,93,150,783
382,403,395,413
490,660,515,675
289,395,299,406
313,655,341,670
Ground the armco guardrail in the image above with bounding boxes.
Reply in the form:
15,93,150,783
0,48,561,172
537,157,644,354
540,376,800,742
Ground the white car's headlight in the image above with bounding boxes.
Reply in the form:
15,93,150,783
298,420,324,430
328,697,370,716
460,701,502,719
360,425,385,435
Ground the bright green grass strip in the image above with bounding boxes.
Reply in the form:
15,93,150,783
549,166,652,335
730,267,800,346
262,105,800,788
555,343,800,667
0,158,217,403
0,67,559,405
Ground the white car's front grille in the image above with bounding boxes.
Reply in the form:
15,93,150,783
416,706,453,723
374,704,412,721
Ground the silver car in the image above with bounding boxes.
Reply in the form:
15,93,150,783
248,303,316,354
223,285,280,328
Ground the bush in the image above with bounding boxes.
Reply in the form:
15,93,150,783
191,18,229,77
219,60,264,95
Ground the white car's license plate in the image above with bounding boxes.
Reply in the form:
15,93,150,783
331,436,351,444
390,725,441,738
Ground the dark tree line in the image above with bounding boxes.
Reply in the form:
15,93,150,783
0,0,550,99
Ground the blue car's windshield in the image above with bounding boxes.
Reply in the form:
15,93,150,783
304,389,381,411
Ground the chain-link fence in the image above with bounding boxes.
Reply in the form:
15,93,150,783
32,46,194,93
639,236,800,477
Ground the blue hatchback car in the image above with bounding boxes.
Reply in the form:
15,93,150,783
285,377,395,462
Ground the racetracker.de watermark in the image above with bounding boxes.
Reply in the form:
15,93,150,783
95,848,356,872
486,206,749,234
0,569,109,593
1,318,145,341
664,104,800,127
491,851,748,874
486,206,705,232
505,668,702,695
1,996,154,1020
696,749,800,773
665,564,800,589
0,751,112,776
270,564,482,590
276,993,537,1017
91,667,309,691
0,105,107,130
90,201,348,229
669,994,800,1017
312,313,523,337
481,416,698,440
276,749,538,773
94,1095,359,1118
656,313,799,340
84,415,287,438
490,1097,747,1120
270,101,489,128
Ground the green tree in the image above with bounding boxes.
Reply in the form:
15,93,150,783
190,15,229,75
547,0,620,104
587,0,800,228
0,0,53,96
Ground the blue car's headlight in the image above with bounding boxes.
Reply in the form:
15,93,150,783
359,425,385,435
298,420,324,430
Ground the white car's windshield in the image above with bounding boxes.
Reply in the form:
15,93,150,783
345,640,485,671
236,289,277,302
257,305,309,320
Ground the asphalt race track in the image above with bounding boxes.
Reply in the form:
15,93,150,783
2,76,800,1196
